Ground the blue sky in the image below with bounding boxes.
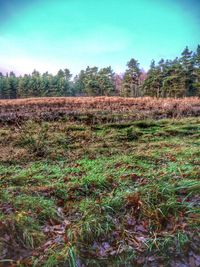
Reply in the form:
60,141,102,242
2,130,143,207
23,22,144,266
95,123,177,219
0,0,200,75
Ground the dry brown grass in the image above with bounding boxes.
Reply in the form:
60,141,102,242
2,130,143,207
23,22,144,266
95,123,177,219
0,96,199,123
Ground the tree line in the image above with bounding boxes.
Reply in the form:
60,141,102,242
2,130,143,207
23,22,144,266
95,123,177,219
0,45,200,99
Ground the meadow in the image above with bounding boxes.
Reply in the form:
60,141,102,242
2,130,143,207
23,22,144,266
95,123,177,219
0,97,200,123
0,97,200,266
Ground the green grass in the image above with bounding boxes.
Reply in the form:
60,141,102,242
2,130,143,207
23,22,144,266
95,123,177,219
0,117,199,266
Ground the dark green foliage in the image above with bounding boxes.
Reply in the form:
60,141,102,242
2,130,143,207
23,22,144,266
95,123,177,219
74,66,116,96
143,45,200,97
0,69,73,98
121,58,142,97
0,45,200,98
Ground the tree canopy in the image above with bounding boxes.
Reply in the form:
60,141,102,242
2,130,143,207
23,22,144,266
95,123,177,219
0,45,200,99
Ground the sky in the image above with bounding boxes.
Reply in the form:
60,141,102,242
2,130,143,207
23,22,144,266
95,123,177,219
0,0,200,75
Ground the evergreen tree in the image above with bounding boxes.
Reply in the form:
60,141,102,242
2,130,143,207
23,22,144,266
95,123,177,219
193,45,200,95
73,70,86,96
0,45,199,99
162,59,185,97
98,66,115,96
74,66,115,96
9,72,18,98
121,58,141,97
180,46,195,96
142,60,163,97
64,68,72,81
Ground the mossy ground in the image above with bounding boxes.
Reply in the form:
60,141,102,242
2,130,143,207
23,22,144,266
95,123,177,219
0,117,199,266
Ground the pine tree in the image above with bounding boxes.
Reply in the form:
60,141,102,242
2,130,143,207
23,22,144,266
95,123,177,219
180,46,195,96
142,60,163,97
98,66,115,96
121,58,141,97
162,59,185,97
9,72,18,98
193,45,200,95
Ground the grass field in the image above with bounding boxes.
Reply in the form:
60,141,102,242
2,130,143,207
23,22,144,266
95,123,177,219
0,97,200,123
0,97,200,266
